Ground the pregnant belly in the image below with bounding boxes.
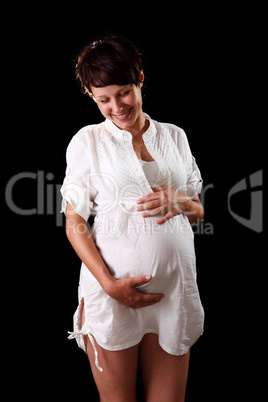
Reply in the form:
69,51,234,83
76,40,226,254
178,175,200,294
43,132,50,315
93,213,196,294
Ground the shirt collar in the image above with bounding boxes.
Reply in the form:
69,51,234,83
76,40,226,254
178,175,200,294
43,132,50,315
104,113,156,142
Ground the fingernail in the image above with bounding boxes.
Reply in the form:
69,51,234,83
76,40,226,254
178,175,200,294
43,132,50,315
145,275,151,281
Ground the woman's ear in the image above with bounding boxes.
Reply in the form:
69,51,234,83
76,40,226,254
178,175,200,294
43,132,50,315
139,70,144,87
87,89,97,103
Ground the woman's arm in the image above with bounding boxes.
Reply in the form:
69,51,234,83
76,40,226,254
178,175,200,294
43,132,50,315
136,188,204,226
183,193,204,226
65,202,164,308
65,202,112,287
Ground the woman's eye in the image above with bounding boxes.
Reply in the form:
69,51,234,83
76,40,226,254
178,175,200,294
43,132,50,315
121,90,130,97
100,99,109,104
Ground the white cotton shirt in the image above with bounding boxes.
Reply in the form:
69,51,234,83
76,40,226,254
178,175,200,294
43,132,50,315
61,114,204,372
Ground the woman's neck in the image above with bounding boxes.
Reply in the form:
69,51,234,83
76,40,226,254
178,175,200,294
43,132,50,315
127,112,149,139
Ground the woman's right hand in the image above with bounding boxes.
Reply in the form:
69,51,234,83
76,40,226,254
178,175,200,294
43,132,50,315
103,275,164,309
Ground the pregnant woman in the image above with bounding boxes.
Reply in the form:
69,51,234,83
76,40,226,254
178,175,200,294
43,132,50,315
61,35,204,402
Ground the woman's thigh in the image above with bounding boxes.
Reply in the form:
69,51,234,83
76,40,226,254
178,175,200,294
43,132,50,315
81,301,139,402
139,333,190,402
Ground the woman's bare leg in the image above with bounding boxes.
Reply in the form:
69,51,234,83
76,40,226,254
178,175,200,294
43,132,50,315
139,333,190,402
81,301,139,402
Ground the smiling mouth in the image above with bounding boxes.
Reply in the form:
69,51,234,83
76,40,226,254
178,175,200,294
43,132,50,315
112,108,132,121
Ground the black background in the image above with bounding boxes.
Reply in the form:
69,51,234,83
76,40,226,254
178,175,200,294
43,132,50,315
4,6,265,401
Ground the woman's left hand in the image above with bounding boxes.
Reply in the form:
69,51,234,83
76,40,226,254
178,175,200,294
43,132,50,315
136,187,192,225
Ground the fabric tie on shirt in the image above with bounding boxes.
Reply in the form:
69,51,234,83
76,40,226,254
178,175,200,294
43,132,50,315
68,328,103,372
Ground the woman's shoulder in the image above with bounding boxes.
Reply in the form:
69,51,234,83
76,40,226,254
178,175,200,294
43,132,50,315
74,120,106,142
156,119,184,134
151,117,187,142
67,121,106,151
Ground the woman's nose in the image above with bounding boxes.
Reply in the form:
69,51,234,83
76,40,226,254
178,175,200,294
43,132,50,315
111,98,122,113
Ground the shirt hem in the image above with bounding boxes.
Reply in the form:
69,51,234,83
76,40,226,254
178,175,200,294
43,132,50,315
90,328,191,357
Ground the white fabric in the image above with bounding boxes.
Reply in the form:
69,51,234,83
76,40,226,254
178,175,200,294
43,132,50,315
61,114,204,371
139,160,159,187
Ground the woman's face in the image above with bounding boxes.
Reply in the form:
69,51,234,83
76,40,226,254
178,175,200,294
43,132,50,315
91,73,144,133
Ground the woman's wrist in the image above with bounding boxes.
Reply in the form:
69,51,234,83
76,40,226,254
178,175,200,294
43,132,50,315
99,272,116,294
177,194,192,214
181,196,204,225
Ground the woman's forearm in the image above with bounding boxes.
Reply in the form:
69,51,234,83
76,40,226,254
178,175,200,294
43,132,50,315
183,195,204,226
65,204,113,290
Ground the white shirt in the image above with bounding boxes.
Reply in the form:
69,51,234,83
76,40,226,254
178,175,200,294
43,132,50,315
61,114,204,372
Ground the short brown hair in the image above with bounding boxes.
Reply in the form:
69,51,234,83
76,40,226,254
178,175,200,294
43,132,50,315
76,35,143,95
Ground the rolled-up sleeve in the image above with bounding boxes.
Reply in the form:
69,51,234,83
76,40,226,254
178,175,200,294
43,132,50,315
60,136,97,222
185,155,203,198
178,129,203,199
